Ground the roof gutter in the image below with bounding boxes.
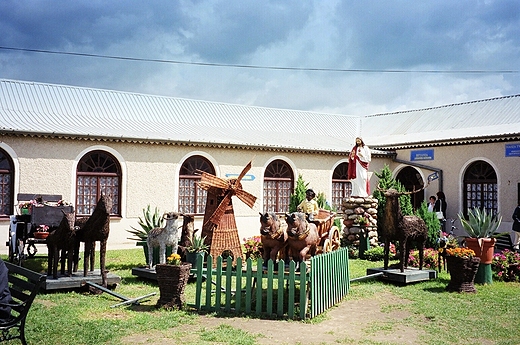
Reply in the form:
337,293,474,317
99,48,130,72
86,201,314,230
390,153,443,191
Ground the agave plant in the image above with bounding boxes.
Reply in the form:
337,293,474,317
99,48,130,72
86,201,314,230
458,207,502,238
126,205,164,241
187,235,209,253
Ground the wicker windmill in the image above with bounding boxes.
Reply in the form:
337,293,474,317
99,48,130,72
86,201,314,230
197,160,257,265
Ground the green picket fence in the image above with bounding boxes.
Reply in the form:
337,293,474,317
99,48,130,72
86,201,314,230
191,247,350,319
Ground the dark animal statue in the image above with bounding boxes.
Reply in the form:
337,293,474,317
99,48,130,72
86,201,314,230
259,212,288,266
74,194,113,287
285,212,320,269
46,211,77,279
178,214,198,261
378,185,428,272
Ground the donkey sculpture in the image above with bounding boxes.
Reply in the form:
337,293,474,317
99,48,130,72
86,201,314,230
284,212,320,269
378,184,429,272
259,212,288,267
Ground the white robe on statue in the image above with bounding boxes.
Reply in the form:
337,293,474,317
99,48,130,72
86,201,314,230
349,145,371,197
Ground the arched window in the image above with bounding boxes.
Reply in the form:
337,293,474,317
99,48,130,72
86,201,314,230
332,162,351,211
179,155,215,214
263,160,293,213
0,148,14,217
76,150,121,216
463,160,498,216
396,166,425,211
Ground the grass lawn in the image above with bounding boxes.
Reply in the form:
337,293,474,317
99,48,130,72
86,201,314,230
2,248,520,345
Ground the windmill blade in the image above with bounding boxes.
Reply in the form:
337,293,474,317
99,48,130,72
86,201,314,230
235,189,257,209
198,171,228,190
209,192,232,225
235,160,252,184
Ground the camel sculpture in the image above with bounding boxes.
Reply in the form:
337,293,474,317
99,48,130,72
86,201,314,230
46,211,77,279
74,194,113,287
378,185,428,272
147,212,181,269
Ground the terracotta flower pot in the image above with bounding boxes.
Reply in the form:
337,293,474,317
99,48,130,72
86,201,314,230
465,237,496,264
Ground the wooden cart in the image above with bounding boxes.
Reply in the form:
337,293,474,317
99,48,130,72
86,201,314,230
7,193,74,265
312,209,341,254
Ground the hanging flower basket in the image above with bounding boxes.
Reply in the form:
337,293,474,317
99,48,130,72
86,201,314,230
155,263,192,309
445,256,480,293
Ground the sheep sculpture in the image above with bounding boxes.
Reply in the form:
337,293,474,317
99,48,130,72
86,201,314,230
147,212,181,269
378,185,428,272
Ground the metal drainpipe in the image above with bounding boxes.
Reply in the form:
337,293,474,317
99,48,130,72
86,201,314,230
391,154,443,191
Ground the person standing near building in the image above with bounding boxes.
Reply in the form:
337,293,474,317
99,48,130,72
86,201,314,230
428,195,436,212
347,137,371,197
512,203,520,250
434,191,447,232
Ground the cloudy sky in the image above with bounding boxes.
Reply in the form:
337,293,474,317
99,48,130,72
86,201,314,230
1,0,519,116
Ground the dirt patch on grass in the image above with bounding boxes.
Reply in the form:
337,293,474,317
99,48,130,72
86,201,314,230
122,292,425,345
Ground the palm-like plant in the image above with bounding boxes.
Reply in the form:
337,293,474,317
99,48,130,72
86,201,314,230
126,205,164,241
458,207,502,238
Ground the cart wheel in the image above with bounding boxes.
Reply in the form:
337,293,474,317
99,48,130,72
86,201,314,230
329,226,341,251
322,239,333,253
27,242,37,257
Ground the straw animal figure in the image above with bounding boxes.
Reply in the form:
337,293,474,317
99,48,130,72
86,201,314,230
259,212,288,267
285,212,320,270
147,212,181,269
46,212,77,279
378,186,428,272
74,194,113,287
177,214,198,261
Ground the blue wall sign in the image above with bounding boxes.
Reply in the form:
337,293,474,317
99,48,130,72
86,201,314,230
225,173,255,181
411,149,434,161
505,143,520,157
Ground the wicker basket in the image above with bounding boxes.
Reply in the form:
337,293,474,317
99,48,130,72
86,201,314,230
155,263,192,309
445,256,480,293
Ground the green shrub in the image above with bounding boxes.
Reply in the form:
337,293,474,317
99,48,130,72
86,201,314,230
415,201,441,248
289,174,308,212
362,246,385,261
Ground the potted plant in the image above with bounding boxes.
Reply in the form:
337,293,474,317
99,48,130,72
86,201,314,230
155,253,192,309
458,207,505,284
445,247,480,293
126,205,171,266
33,224,50,239
458,207,503,264
186,235,209,267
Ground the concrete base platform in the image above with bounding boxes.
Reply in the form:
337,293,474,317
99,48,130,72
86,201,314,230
366,267,437,284
44,269,121,290
132,266,157,280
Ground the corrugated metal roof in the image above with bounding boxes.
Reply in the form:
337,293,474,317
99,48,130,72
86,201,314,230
0,79,358,153
362,95,520,148
1,79,519,152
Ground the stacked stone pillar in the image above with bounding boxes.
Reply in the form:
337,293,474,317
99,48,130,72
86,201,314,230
341,196,379,253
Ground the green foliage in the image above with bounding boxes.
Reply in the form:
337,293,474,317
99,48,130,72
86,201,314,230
406,248,440,270
458,207,502,238
416,201,441,248
126,204,164,241
187,235,209,253
316,191,328,209
362,246,385,261
289,174,308,212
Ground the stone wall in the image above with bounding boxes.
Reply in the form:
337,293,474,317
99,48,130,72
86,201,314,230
341,196,379,248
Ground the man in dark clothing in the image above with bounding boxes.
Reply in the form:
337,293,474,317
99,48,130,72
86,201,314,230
0,257,13,322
